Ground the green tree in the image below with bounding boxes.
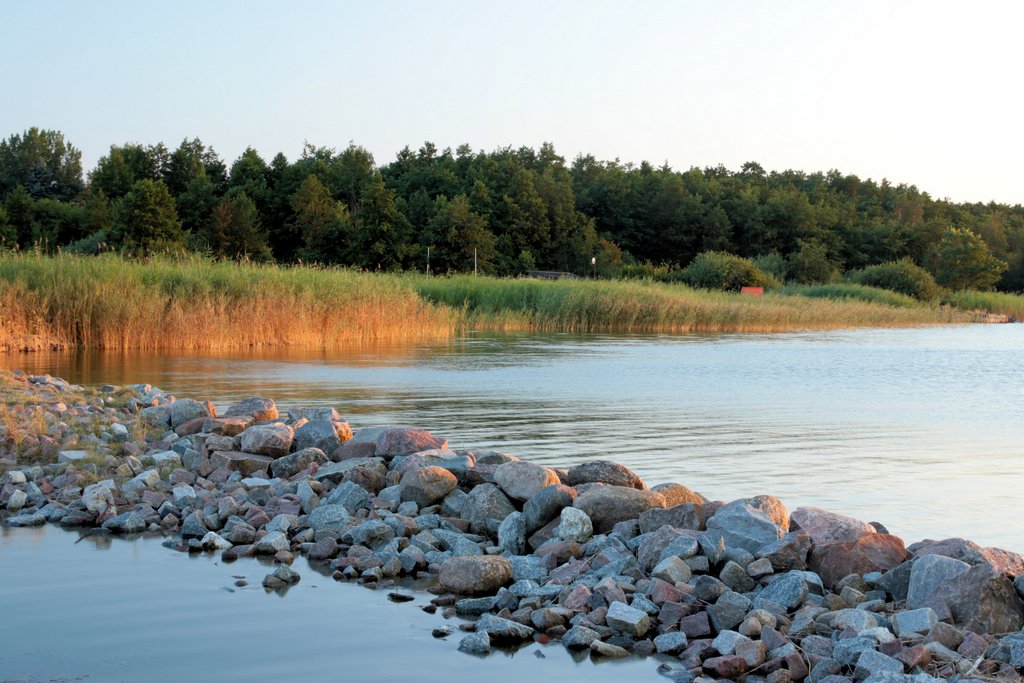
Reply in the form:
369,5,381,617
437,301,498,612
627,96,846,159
0,205,14,246
425,194,496,273
4,186,37,246
176,174,218,236
111,179,184,253
164,138,226,196
931,227,1007,291
89,143,166,199
787,239,838,284
289,175,350,263
0,128,83,200
206,191,271,261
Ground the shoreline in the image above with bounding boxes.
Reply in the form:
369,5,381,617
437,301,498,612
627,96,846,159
2,371,1024,682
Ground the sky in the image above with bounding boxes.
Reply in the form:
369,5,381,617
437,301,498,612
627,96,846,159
3,0,1022,204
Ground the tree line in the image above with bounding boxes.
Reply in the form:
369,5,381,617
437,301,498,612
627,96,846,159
1,127,1020,291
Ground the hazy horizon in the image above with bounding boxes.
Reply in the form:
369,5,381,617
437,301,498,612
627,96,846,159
4,1,1022,204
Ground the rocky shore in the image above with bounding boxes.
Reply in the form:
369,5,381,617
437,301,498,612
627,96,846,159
2,371,1024,683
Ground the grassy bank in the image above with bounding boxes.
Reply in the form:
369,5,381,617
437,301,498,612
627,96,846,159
0,254,455,351
942,290,1024,320
0,254,979,352
412,275,958,334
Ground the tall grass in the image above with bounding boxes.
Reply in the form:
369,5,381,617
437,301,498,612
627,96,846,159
943,290,1024,320
411,275,958,333
0,254,973,352
779,283,925,309
0,253,455,351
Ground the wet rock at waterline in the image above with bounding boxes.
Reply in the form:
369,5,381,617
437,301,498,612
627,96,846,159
3,371,1024,683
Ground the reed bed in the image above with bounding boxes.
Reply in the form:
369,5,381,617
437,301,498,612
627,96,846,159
411,276,959,334
0,253,456,351
778,282,924,309
943,290,1024,320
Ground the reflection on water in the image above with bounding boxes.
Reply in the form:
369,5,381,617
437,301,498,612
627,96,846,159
0,525,658,682
3,325,1023,549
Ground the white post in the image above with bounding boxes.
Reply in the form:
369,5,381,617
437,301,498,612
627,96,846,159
426,246,431,276
474,248,478,276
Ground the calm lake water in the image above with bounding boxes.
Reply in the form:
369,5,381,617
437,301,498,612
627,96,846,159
2,325,1022,680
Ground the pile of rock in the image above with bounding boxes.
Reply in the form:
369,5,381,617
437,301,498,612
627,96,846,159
3,373,1024,683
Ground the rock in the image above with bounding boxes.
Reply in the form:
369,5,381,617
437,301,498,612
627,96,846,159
650,482,705,507
148,450,181,467
457,630,491,655
756,531,812,571
606,600,652,637
705,502,784,554
476,613,534,640
6,489,27,511
102,510,146,534
712,630,751,656
557,507,593,543
202,416,253,436
180,511,208,540
255,531,290,554
703,655,749,678
522,484,576,533
139,404,172,427
891,608,938,637
790,506,875,542
122,468,161,497
375,428,447,459
566,460,645,489
322,481,373,512
82,482,115,514
399,466,457,507
460,483,516,535
170,398,213,428
964,546,1024,577
654,631,689,655
707,591,753,633
930,562,1024,634
293,419,345,454
341,520,393,548
238,424,293,457
209,451,274,476
907,554,970,609
720,560,756,592
493,460,559,501
225,397,278,421
652,555,692,584
809,533,907,589
760,571,810,609
58,449,90,464
639,502,706,533
855,649,903,679
574,486,666,534
563,625,601,649
590,640,630,658
439,556,513,594
306,504,353,533
199,532,232,550
497,512,527,555
6,512,45,527
308,537,339,560
270,447,327,479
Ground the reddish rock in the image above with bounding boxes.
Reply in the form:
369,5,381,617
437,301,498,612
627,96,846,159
809,533,907,589
649,578,684,605
967,547,1024,577
375,428,447,459
658,601,693,628
332,440,377,461
703,655,748,678
566,460,646,490
912,537,982,560
439,556,512,595
650,482,706,507
783,652,809,680
209,450,275,476
957,632,988,659
931,562,1024,634
756,531,812,571
202,416,254,436
573,486,667,534
896,644,932,670
790,506,874,542
679,611,712,638
174,417,208,436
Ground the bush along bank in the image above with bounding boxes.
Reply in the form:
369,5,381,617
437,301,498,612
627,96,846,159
2,372,1024,682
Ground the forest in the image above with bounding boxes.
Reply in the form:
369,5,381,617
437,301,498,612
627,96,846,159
1,127,1021,292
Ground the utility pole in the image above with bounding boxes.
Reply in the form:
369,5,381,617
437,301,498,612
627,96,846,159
426,246,431,276
591,256,597,279
474,248,478,276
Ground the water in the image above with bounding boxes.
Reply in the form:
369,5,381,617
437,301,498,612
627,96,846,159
2,325,1022,680
0,525,656,682
5,324,1021,549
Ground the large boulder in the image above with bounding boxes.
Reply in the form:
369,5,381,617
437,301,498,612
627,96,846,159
566,460,646,490
573,486,667,534
809,534,907,589
493,460,559,502
170,398,214,428
399,466,458,507
439,556,513,594
209,450,274,476
293,419,348,454
522,484,576,533
224,397,278,421
705,502,785,554
238,423,294,457
639,502,706,533
930,563,1024,634
461,483,516,535
269,447,328,479
755,531,812,571
650,482,706,507
906,554,970,609
790,506,874,542
375,428,447,459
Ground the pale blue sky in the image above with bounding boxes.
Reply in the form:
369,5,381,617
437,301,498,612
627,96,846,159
4,1,1021,203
